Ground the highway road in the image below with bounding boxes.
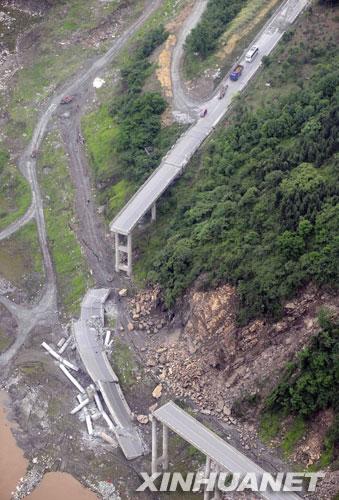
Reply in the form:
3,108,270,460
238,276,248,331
154,402,302,500
111,0,309,237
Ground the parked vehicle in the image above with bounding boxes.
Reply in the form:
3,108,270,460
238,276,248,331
218,85,228,99
60,95,75,104
31,149,37,159
230,64,244,81
200,108,208,117
245,45,259,63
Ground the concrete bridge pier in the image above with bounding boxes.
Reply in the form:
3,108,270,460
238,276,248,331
151,414,221,499
114,203,157,277
114,232,132,276
151,418,169,474
151,202,156,222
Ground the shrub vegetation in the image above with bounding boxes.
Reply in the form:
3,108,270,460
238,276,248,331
185,0,248,58
264,313,339,464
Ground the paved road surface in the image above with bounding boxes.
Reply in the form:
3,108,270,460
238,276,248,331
73,289,145,460
111,0,309,236
154,402,301,500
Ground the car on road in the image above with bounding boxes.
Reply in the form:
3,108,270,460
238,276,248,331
245,45,259,63
60,95,75,105
200,108,208,117
230,64,244,81
218,85,228,99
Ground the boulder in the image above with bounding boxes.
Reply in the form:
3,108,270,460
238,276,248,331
152,384,163,399
223,406,231,416
137,414,149,425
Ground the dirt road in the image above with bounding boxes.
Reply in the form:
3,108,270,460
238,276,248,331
0,0,163,367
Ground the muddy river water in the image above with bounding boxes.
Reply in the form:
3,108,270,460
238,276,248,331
0,391,97,500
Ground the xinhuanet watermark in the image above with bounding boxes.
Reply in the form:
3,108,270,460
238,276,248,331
137,471,325,493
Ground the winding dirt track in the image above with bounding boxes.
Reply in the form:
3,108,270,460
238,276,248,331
0,0,163,367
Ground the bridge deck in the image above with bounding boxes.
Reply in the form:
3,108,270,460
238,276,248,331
110,0,308,238
154,402,301,500
73,288,145,459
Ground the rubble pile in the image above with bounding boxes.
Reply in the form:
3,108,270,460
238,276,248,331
144,284,338,454
128,285,167,335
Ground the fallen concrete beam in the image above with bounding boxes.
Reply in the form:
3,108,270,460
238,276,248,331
57,337,66,348
59,364,85,394
58,335,72,355
42,342,78,371
94,392,103,413
86,414,93,436
104,330,111,346
101,410,115,431
70,398,90,415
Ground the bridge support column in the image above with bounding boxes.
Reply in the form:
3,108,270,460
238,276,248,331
162,423,169,471
151,203,156,222
114,232,132,277
204,456,211,500
212,463,221,500
127,233,132,276
152,417,158,474
114,232,119,273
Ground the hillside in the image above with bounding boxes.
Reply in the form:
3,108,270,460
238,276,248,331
130,0,339,475
135,1,339,324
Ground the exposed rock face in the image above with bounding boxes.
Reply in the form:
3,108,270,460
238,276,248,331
146,283,339,432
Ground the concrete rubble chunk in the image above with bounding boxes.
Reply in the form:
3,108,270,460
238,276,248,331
152,384,163,399
136,414,149,424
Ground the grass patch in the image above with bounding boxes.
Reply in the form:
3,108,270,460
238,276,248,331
82,106,136,218
107,317,116,330
111,339,138,388
259,412,281,443
47,397,62,418
20,361,45,381
0,146,31,231
0,221,43,297
38,131,92,315
0,328,13,354
82,106,120,183
281,416,306,457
